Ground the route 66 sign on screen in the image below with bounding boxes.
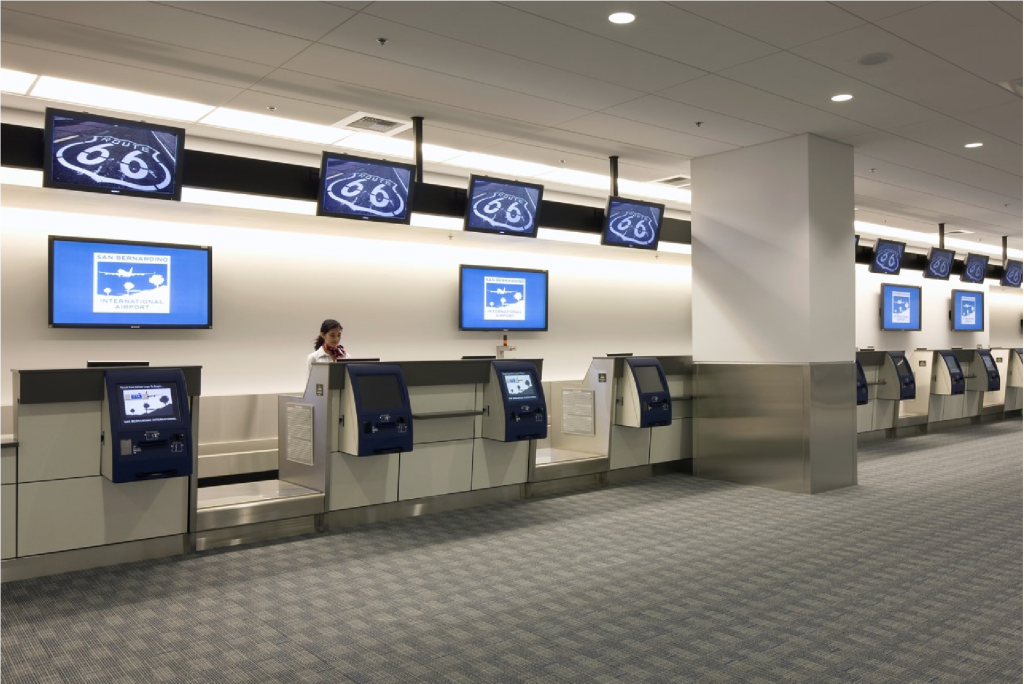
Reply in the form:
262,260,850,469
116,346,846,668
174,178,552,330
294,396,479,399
44,109,185,201
602,197,665,250
464,176,544,238
869,239,906,275
318,153,415,224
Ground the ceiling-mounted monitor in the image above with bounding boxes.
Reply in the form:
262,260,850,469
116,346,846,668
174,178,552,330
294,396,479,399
880,283,921,331
869,239,906,275
459,264,548,331
1000,259,1023,288
601,197,664,251
960,253,989,283
463,175,543,238
317,152,415,224
951,290,984,331
49,235,212,329
923,247,956,280
43,107,185,201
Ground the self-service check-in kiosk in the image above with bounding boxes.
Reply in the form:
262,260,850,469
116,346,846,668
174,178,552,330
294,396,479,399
483,360,547,442
1005,349,1023,412
970,350,1001,393
102,368,192,483
855,361,869,406
616,357,672,428
339,364,413,457
929,351,966,423
855,351,915,433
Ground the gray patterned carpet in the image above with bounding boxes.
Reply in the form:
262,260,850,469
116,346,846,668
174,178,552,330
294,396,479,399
3,418,1021,684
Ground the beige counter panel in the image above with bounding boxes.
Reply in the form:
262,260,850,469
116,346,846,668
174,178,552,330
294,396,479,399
1,445,16,484
399,440,473,500
17,402,102,482
610,426,651,470
2,484,15,559
472,439,529,489
329,452,399,511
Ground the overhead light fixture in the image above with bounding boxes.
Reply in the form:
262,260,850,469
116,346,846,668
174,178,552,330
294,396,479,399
411,213,462,231
831,93,854,102
855,221,1023,259
657,242,692,255
421,144,467,163
537,228,601,245
30,76,214,121
200,107,352,144
618,179,691,205
0,167,43,187
609,12,636,24
338,132,414,158
964,142,984,148
535,168,609,189
182,188,315,215
443,152,554,178
0,68,38,95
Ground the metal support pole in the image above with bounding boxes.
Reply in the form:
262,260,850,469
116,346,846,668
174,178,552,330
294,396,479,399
1003,235,1008,264
609,155,619,197
412,116,424,183
938,222,945,249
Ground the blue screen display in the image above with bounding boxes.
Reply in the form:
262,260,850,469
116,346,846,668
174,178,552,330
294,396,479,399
924,248,955,280
45,109,184,200
50,237,212,328
960,253,989,283
881,283,921,331
459,265,548,331
1001,259,1023,288
464,176,543,237
870,239,905,275
952,290,984,331
318,153,414,224
602,198,664,250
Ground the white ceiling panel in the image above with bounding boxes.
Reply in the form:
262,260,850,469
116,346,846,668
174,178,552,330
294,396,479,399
792,24,1019,116
360,2,706,92
318,14,645,111
844,131,1022,201
2,2,313,67
510,1,778,73
956,102,1024,146
601,95,789,147
658,74,874,140
886,117,1023,176
209,90,362,128
719,51,943,130
282,44,593,127
163,2,358,41
676,1,864,50
525,127,692,176
993,2,1023,21
469,140,628,177
0,9,274,89
831,2,932,23
853,198,1019,250
877,2,1023,83
557,112,738,158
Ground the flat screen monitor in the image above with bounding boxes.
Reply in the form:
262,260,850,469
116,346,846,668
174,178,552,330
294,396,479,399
981,354,997,372
44,108,185,201
464,175,543,238
880,283,921,331
502,371,539,401
951,290,984,331
923,248,955,280
459,265,548,331
1000,259,1022,288
892,355,913,380
355,375,403,410
117,383,181,426
870,239,906,275
317,152,415,224
601,197,664,250
942,354,960,375
960,253,989,284
49,236,212,329
633,365,667,394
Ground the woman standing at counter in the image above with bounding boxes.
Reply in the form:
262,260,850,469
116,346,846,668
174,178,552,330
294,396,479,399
307,319,348,373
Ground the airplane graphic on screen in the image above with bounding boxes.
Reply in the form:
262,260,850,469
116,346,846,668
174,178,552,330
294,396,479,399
98,267,157,278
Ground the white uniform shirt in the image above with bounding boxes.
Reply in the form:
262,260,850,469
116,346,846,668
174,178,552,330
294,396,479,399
306,346,348,374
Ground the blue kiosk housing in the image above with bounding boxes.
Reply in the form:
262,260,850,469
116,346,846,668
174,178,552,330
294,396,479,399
483,360,547,442
855,361,869,406
102,368,193,483
619,357,672,428
975,350,1001,391
887,351,916,400
936,351,966,395
341,364,413,456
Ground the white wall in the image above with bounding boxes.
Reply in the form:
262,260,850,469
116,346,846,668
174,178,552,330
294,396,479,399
0,183,692,410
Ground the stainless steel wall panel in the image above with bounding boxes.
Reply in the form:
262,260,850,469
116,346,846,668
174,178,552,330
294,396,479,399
808,362,857,492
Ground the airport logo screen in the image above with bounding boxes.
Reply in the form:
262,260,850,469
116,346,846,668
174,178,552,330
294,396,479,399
93,253,171,314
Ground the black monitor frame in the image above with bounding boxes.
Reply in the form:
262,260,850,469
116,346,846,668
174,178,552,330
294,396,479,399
922,247,956,280
869,238,906,275
463,174,544,238
316,151,416,225
458,264,549,332
959,253,990,284
600,196,665,251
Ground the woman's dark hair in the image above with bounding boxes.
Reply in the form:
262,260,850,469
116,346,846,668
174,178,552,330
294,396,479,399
313,319,343,350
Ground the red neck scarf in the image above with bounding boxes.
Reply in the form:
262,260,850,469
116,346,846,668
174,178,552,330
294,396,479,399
324,344,346,361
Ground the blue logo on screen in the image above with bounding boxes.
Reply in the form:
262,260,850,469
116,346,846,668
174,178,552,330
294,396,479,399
959,295,978,327
52,117,177,194
130,393,143,400
964,256,987,282
323,159,411,220
927,253,952,278
468,182,539,233
607,203,661,247
1004,262,1023,287
874,245,903,274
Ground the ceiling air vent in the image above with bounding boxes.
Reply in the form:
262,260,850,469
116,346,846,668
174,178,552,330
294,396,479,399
333,112,411,136
654,174,691,188
946,229,974,235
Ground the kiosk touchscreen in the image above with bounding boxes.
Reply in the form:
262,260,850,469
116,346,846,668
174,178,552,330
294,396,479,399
341,364,413,457
855,361,868,406
483,360,547,442
620,358,672,428
933,351,965,396
888,351,916,400
102,368,192,483
974,350,1000,392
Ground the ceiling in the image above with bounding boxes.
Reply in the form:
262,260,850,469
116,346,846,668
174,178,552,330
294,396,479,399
1,1,1021,248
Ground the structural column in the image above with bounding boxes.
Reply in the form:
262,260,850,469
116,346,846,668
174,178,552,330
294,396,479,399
691,134,856,493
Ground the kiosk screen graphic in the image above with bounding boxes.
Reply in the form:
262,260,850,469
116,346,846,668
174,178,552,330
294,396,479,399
49,236,212,328
502,372,538,401
952,290,984,331
44,108,184,200
317,152,415,224
1000,259,1022,288
601,197,664,250
118,383,180,425
923,248,956,280
464,176,543,237
960,253,989,284
459,265,548,331
880,283,921,331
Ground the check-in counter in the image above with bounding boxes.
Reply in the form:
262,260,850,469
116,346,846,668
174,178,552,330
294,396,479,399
855,351,918,433
1003,348,1023,412
3,367,200,576
930,349,1001,423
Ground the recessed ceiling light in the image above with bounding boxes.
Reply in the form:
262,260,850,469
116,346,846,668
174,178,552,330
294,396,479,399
858,52,892,66
964,142,983,148
0,68,38,95
831,93,854,102
609,12,635,24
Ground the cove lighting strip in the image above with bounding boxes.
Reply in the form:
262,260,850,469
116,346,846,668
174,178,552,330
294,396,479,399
855,221,1023,260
